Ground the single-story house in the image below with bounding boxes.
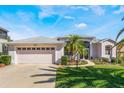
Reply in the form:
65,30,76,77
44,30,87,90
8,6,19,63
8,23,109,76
8,36,116,64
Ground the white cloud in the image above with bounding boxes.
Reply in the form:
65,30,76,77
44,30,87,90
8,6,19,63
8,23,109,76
64,16,75,20
16,11,35,22
70,6,89,11
89,6,105,16
113,6,124,14
39,12,50,18
38,6,67,19
38,6,57,19
70,6,105,16
75,23,87,29
0,12,40,40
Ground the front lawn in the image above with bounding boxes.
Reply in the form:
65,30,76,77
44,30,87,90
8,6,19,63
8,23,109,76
56,65,124,88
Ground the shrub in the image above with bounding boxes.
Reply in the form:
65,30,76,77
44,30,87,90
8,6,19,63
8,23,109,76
120,56,124,65
61,56,68,65
101,57,109,62
92,58,101,65
118,58,122,64
111,57,117,64
0,55,11,65
79,60,88,65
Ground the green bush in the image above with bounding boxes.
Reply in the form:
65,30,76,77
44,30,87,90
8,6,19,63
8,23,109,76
92,58,101,65
118,58,122,64
111,57,117,64
79,60,88,65
120,56,124,65
101,57,109,62
61,56,68,65
0,55,11,65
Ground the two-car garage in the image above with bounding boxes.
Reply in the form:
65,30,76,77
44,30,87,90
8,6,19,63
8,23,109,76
8,36,64,64
16,47,55,64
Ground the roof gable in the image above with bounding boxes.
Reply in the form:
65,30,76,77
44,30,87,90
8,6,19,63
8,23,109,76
92,38,116,44
9,36,64,44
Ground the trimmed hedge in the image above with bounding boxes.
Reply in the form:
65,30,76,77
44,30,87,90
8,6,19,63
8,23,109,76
61,56,68,65
0,55,11,65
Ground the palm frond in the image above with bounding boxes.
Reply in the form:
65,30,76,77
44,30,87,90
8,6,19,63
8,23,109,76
116,38,124,46
121,16,124,21
116,28,124,41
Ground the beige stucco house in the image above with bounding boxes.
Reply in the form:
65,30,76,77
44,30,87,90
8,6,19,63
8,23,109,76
8,36,116,64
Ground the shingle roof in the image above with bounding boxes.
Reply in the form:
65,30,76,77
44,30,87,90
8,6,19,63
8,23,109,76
8,36,65,44
91,38,116,43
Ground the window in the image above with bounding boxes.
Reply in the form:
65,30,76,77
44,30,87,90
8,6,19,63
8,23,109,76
37,48,40,50
41,48,45,50
51,48,55,50
27,48,31,50
32,48,35,50
105,45,112,55
17,48,21,50
22,48,26,50
46,48,50,50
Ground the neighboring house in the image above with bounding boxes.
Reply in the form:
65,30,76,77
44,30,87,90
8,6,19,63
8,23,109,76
0,27,9,54
8,36,116,64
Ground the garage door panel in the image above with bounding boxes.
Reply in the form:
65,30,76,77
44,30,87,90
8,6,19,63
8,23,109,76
16,47,55,64
17,54,53,64
17,50,54,54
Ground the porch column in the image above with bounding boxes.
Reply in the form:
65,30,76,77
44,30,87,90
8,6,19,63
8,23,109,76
83,49,85,60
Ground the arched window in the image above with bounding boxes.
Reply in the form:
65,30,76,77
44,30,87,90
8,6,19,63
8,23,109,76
105,45,112,55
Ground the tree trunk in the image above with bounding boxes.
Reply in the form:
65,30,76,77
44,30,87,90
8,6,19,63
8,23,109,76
110,49,112,63
76,60,78,68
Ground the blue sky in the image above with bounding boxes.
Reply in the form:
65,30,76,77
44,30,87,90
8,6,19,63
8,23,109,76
0,5,124,40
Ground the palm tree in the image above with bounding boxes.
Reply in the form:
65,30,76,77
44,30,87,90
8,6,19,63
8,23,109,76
116,17,124,43
115,16,124,61
65,35,86,67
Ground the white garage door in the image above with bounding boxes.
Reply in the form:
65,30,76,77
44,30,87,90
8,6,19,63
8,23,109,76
16,47,55,64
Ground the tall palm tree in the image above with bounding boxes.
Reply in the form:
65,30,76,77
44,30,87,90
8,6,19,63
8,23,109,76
65,35,86,66
115,16,124,60
115,28,124,42
116,17,124,42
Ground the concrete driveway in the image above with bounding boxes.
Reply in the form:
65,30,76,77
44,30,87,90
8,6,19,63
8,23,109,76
0,64,57,88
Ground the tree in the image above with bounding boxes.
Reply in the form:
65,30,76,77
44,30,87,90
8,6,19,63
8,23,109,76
7,36,12,42
116,17,124,43
65,35,86,67
114,16,124,61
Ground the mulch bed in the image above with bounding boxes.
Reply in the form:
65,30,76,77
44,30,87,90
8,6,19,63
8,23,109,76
0,64,5,68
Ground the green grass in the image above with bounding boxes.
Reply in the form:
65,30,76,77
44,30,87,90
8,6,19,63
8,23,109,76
56,65,124,88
